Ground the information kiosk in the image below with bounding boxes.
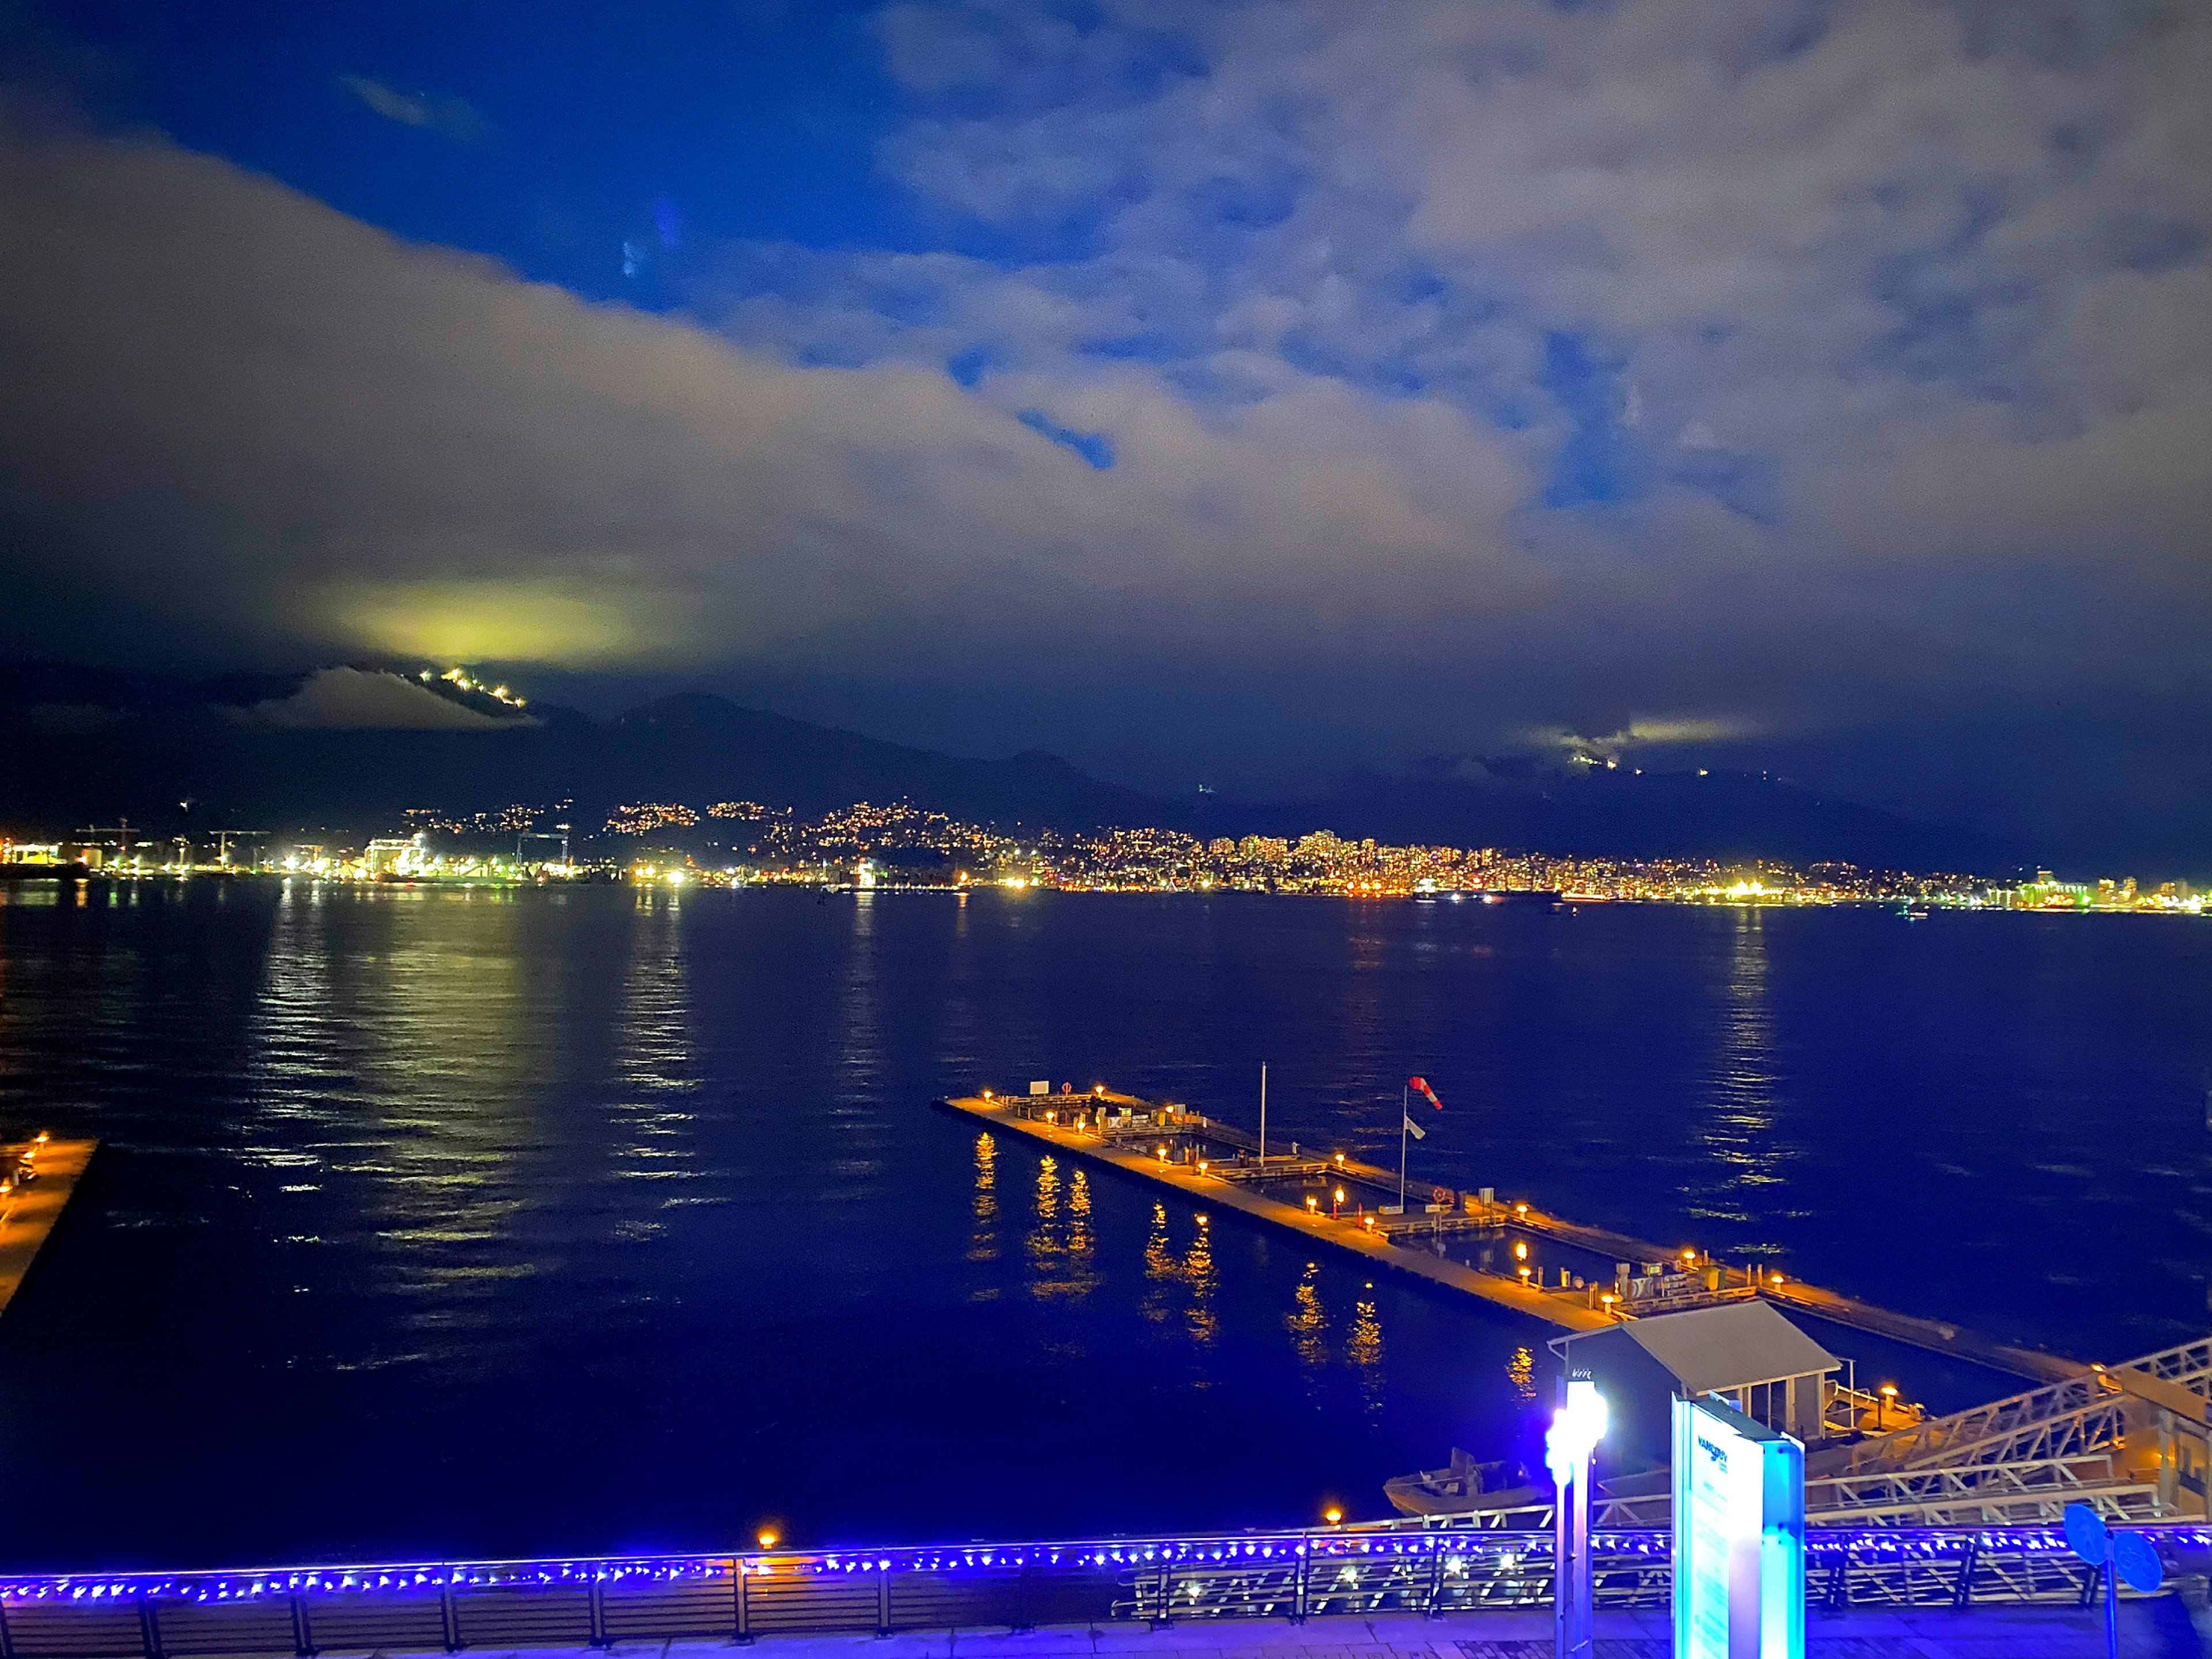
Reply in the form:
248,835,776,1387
1671,1392,1805,1659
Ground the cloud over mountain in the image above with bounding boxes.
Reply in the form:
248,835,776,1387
0,0,2205,866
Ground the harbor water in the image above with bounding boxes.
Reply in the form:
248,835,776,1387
0,881,2205,1569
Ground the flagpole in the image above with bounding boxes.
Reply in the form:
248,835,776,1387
1399,1082,1409,1213
1259,1063,1267,1168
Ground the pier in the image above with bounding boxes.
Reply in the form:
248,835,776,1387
941,1091,1610,1332
937,1090,2082,1380
0,1135,97,1317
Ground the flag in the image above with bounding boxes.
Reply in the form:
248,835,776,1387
1403,1113,1427,1141
1408,1075,1443,1110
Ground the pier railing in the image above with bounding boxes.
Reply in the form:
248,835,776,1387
0,1522,2197,1657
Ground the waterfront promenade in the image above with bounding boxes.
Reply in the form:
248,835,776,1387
237,1601,2208,1659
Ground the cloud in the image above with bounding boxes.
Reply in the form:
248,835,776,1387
230,668,532,730
0,0,2207,863
339,75,487,142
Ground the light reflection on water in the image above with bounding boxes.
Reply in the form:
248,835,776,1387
0,881,2201,1571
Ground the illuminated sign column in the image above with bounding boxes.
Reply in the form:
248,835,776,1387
1672,1394,1805,1659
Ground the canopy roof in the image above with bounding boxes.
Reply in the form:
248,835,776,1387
1604,1302,1840,1395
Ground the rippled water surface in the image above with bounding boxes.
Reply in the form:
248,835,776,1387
0,882,2205,1570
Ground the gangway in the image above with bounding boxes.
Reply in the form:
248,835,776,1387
1427,1332,2211,1531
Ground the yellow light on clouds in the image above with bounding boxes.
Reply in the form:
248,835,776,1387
319,580,693,665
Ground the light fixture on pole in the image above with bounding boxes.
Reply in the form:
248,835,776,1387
1546,1375,1608,1659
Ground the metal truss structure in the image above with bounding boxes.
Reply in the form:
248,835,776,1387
1796,1333,2212,1527
1450,1335,2212,1531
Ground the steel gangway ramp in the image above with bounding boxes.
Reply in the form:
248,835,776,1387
1796,1334,2211,1526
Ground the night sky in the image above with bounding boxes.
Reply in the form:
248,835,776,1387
0,2,2205,866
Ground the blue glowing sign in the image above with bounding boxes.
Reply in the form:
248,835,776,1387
1672,1393,1805,1659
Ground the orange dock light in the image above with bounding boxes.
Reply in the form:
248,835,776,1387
757,1529,780,1550
1323,1506,1343,1526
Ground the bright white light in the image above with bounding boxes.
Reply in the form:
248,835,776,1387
1544,1378,1608,1487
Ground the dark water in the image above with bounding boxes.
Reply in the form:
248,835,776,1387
0,882,2205,1572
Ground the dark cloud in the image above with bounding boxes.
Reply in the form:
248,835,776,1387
0,0,2206,867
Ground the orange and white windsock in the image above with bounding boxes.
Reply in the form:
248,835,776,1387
1408,1076,1442,1110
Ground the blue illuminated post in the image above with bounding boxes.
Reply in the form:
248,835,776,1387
1546,1374,1608,1659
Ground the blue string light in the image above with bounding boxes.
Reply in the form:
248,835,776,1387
2,1524,2199,1605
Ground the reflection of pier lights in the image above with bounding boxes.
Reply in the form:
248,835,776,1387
1546,1376,1607,1659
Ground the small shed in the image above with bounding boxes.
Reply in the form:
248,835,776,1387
1551,1301,1840,1452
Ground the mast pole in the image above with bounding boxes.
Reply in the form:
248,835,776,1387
1399,1082,1409,1213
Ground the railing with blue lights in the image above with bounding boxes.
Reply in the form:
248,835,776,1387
0,1524,2195,1657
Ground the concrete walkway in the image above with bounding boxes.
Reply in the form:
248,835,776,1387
374,1604,2207,1659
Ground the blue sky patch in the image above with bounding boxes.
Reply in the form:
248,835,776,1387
1018,408,1116,470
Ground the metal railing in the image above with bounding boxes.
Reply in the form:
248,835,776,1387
0,1522,2201,1658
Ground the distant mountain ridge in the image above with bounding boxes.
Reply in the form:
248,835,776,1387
0,663,2003,869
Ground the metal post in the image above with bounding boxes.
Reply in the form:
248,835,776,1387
137,1594,164,1659
588,1580,608,1649
1398,1085,1409,1214
1153,1558,1174,1628
1953,1536,1978,1607
2103,1560,2118,1659
733,1559,752,1645
439,1581,459,1653
289,1593,316,1658
1259,1064,1267,1168
1292,1540,1309,1624
0,1597,16,1659
876,1563,892,1638
1425,1544,1446,1616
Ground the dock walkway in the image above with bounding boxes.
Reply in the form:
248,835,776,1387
0,1136,97,1317
938,1093,2081,1378
941,1094,1611,1332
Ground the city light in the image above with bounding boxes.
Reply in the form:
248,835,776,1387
7,793,2199,910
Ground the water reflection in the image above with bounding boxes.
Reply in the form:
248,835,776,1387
968,1132,998,1272
1142,1200,1176,1325
608,896,702,1232
1183,1215,1217,1351
1346,1281,1385,1417
1685,908,1793,1256
1506,1344,1536,1403
1286,1261,1329,1387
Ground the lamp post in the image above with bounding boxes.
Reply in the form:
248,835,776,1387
1546,1376,1608,1659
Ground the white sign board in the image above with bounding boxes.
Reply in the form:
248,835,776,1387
1028,1081,1051,1096
1672,1394,1805,1659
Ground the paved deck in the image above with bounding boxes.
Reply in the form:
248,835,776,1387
363,1603,2210,1659
0,1137,96,1316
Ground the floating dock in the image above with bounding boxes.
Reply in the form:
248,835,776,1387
937,1092,2081,1380
0,1136,97,1317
